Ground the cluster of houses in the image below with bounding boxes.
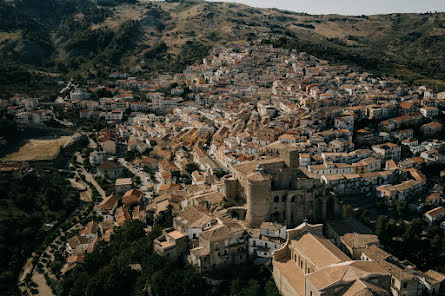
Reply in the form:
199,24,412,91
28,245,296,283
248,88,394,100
62,185,149,273
5,41,445,295
3,95,53,125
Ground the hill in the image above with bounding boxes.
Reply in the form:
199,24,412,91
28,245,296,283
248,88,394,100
1,0,445,98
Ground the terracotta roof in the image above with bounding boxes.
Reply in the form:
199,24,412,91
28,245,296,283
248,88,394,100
98,195,119,213
175,206,215,228
426,193,441,203
67,255,85,265
199,223,244,241
291,232,350,269
115,206,131,226
425,206,445,218
341,233,380,250
260,222,283,231
424,270,445,285
339,279,389,296
306,261,389,290
97,161,121,171
122,189,143,206
158,183,181,192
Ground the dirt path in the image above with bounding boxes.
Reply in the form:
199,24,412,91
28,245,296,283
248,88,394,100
31,271,54,296
18,257,33,283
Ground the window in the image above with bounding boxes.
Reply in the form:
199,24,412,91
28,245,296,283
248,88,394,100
403,283,408,288
274,196,279,203
282,196,287,202
215,243,219,251
291,196,295,202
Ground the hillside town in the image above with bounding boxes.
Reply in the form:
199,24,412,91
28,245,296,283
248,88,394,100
2,42,445,296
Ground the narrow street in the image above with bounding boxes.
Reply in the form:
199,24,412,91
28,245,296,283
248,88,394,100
118,158,154,192
18,154,106,296
75,151,106,198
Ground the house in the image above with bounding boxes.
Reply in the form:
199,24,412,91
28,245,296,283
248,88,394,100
96,161,124,180
122,188,143,206
340,233,380,259
89,150,108,166
115,206,131,227
248,222,286,260
426,192,441,207
62,255,85,274
399,101,417,115
188,222,248,272
361,245,419,296
420,107,439,118
376,178,426,205
420,122,443,137
97,194,119,219
420,150,445,164
325,218,376,252
158,159,179,173
66,235,90,255
154,227,188,261
372,143,401,161
79,220,99,240
105,110,124,122
424,206,445,225
173,206,219,240
417,270,445,296
115,178,132,194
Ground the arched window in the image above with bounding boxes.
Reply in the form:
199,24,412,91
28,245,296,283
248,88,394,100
291,196,295,202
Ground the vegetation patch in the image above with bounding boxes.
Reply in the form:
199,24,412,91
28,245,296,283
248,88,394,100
1,136,74,162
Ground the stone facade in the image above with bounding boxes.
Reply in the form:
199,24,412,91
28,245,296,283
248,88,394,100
188,223,248,272
154,228,188,261
224,147,339,227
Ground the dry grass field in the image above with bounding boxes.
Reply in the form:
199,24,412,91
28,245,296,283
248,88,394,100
1,136,74,162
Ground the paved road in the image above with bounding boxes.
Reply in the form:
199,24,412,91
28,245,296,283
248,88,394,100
82,166,106,198
75,152,106,198
118,158,154,192
18,167,100,296
87,136,97,149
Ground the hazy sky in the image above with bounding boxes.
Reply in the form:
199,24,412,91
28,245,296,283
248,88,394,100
208,0,445,15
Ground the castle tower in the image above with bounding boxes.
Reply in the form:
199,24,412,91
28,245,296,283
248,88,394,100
223,176,238,204
279,147,299,169
245,173,272,228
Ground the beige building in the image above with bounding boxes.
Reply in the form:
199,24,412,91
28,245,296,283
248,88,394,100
154,227,188,261
188,222,248,271
272,222,392,296
361,245,419,296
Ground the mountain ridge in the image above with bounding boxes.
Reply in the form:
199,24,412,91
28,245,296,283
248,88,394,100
1,0,445,98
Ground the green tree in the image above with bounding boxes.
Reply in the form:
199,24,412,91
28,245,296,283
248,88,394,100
185,163,200,174
396,201,407,217
342,204,354,218
375,215,387,237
